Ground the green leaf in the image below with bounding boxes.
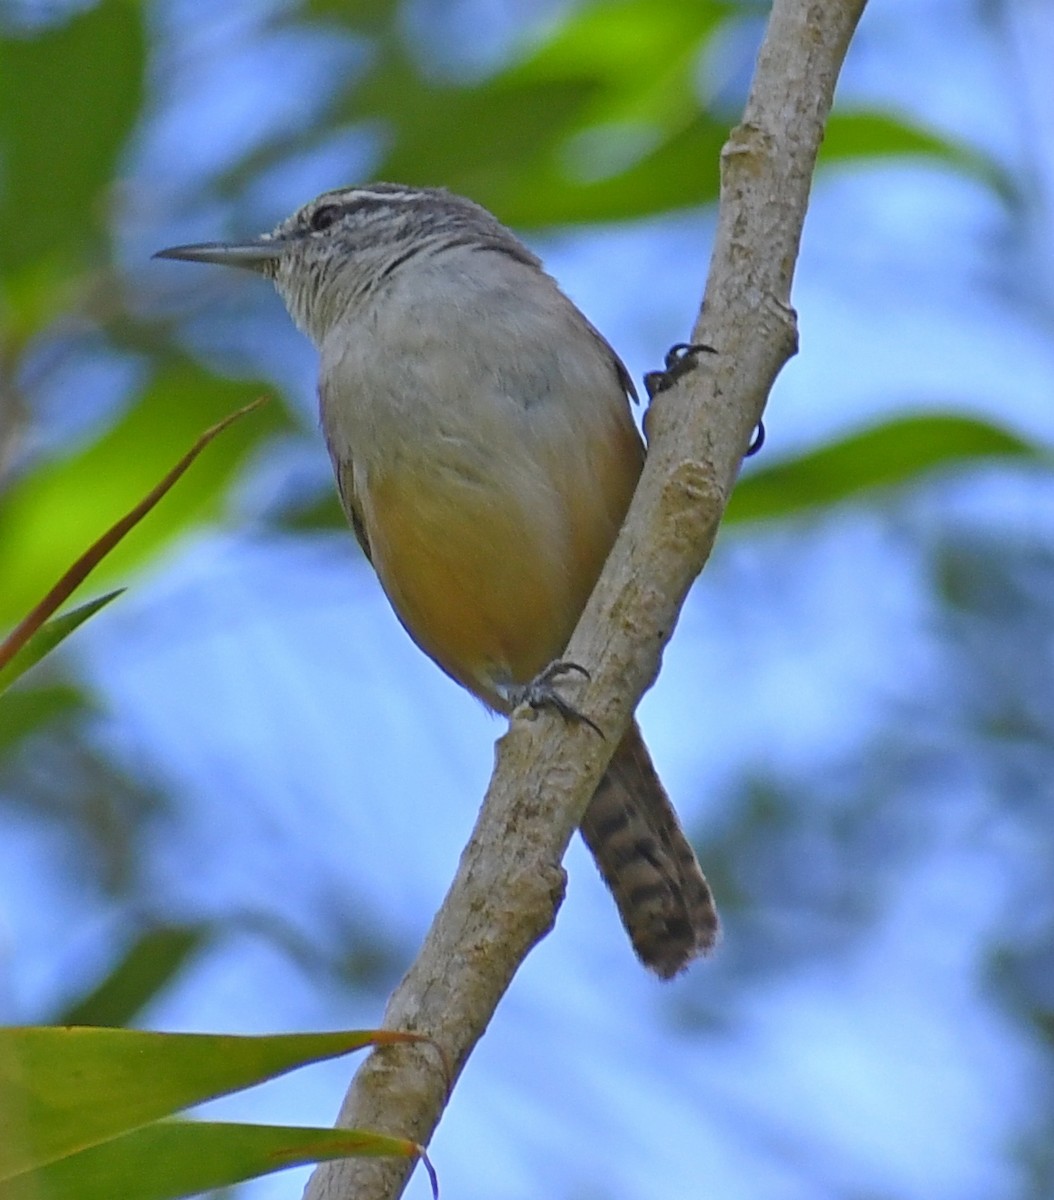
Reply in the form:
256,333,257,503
332,0,729,226
505,0,728,128
354,57,600,195
725,413,1044,524
303,0,401,26
56,925,212,1029
0,683,86,760
821,111,1016,198
0,0,145,278
22,1119,425,1200
0,592,123,694
0,1026,425,1181
504,110,726,226
367,81,725,226
272,488,347,532
0,362,289,627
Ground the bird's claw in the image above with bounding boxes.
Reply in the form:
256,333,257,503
643,342,716,400
509,660,605,739
746,419,766,457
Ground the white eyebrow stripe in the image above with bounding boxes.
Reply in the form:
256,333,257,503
322,188,428,207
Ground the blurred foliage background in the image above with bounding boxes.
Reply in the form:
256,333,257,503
1,0,1053,1198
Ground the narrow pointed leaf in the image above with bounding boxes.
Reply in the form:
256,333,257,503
0,365,286,627
0,390,271,658
0,1026,428,1180
821,111,1014,197
725,413,1043,524
16,1119,428,1200
0,591,123,693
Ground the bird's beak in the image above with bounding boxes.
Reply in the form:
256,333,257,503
153,238,284,273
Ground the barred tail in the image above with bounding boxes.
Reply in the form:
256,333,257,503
579,720,718,978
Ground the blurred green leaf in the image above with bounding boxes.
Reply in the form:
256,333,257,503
302,0,399,23
0,363,288,626
370,85,725,226
330,0,729,226
0,683,86,760
505,0,727,127
0,1026,428,1181
0,591,122,694
353,56,600,192
725,413,1044,524
0,0,145,278
272,487,346,532
23,1119,428,1200
822,110,1015,196
57,925,212,1029
823,110,965,162
506,110,726,226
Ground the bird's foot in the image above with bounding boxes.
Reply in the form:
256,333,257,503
643,341,716,400
508,660,605,739
643,341,766,457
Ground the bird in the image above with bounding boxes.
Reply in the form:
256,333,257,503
155,183,718,977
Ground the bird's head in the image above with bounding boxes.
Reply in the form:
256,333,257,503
154,183,538,345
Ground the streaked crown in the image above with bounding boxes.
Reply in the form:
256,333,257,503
274,185,533,260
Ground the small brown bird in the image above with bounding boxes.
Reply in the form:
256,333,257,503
156,184,718,976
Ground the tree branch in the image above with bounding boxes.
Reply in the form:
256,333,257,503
302,2,868,1197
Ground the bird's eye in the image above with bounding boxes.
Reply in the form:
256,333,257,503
310,204,341,232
